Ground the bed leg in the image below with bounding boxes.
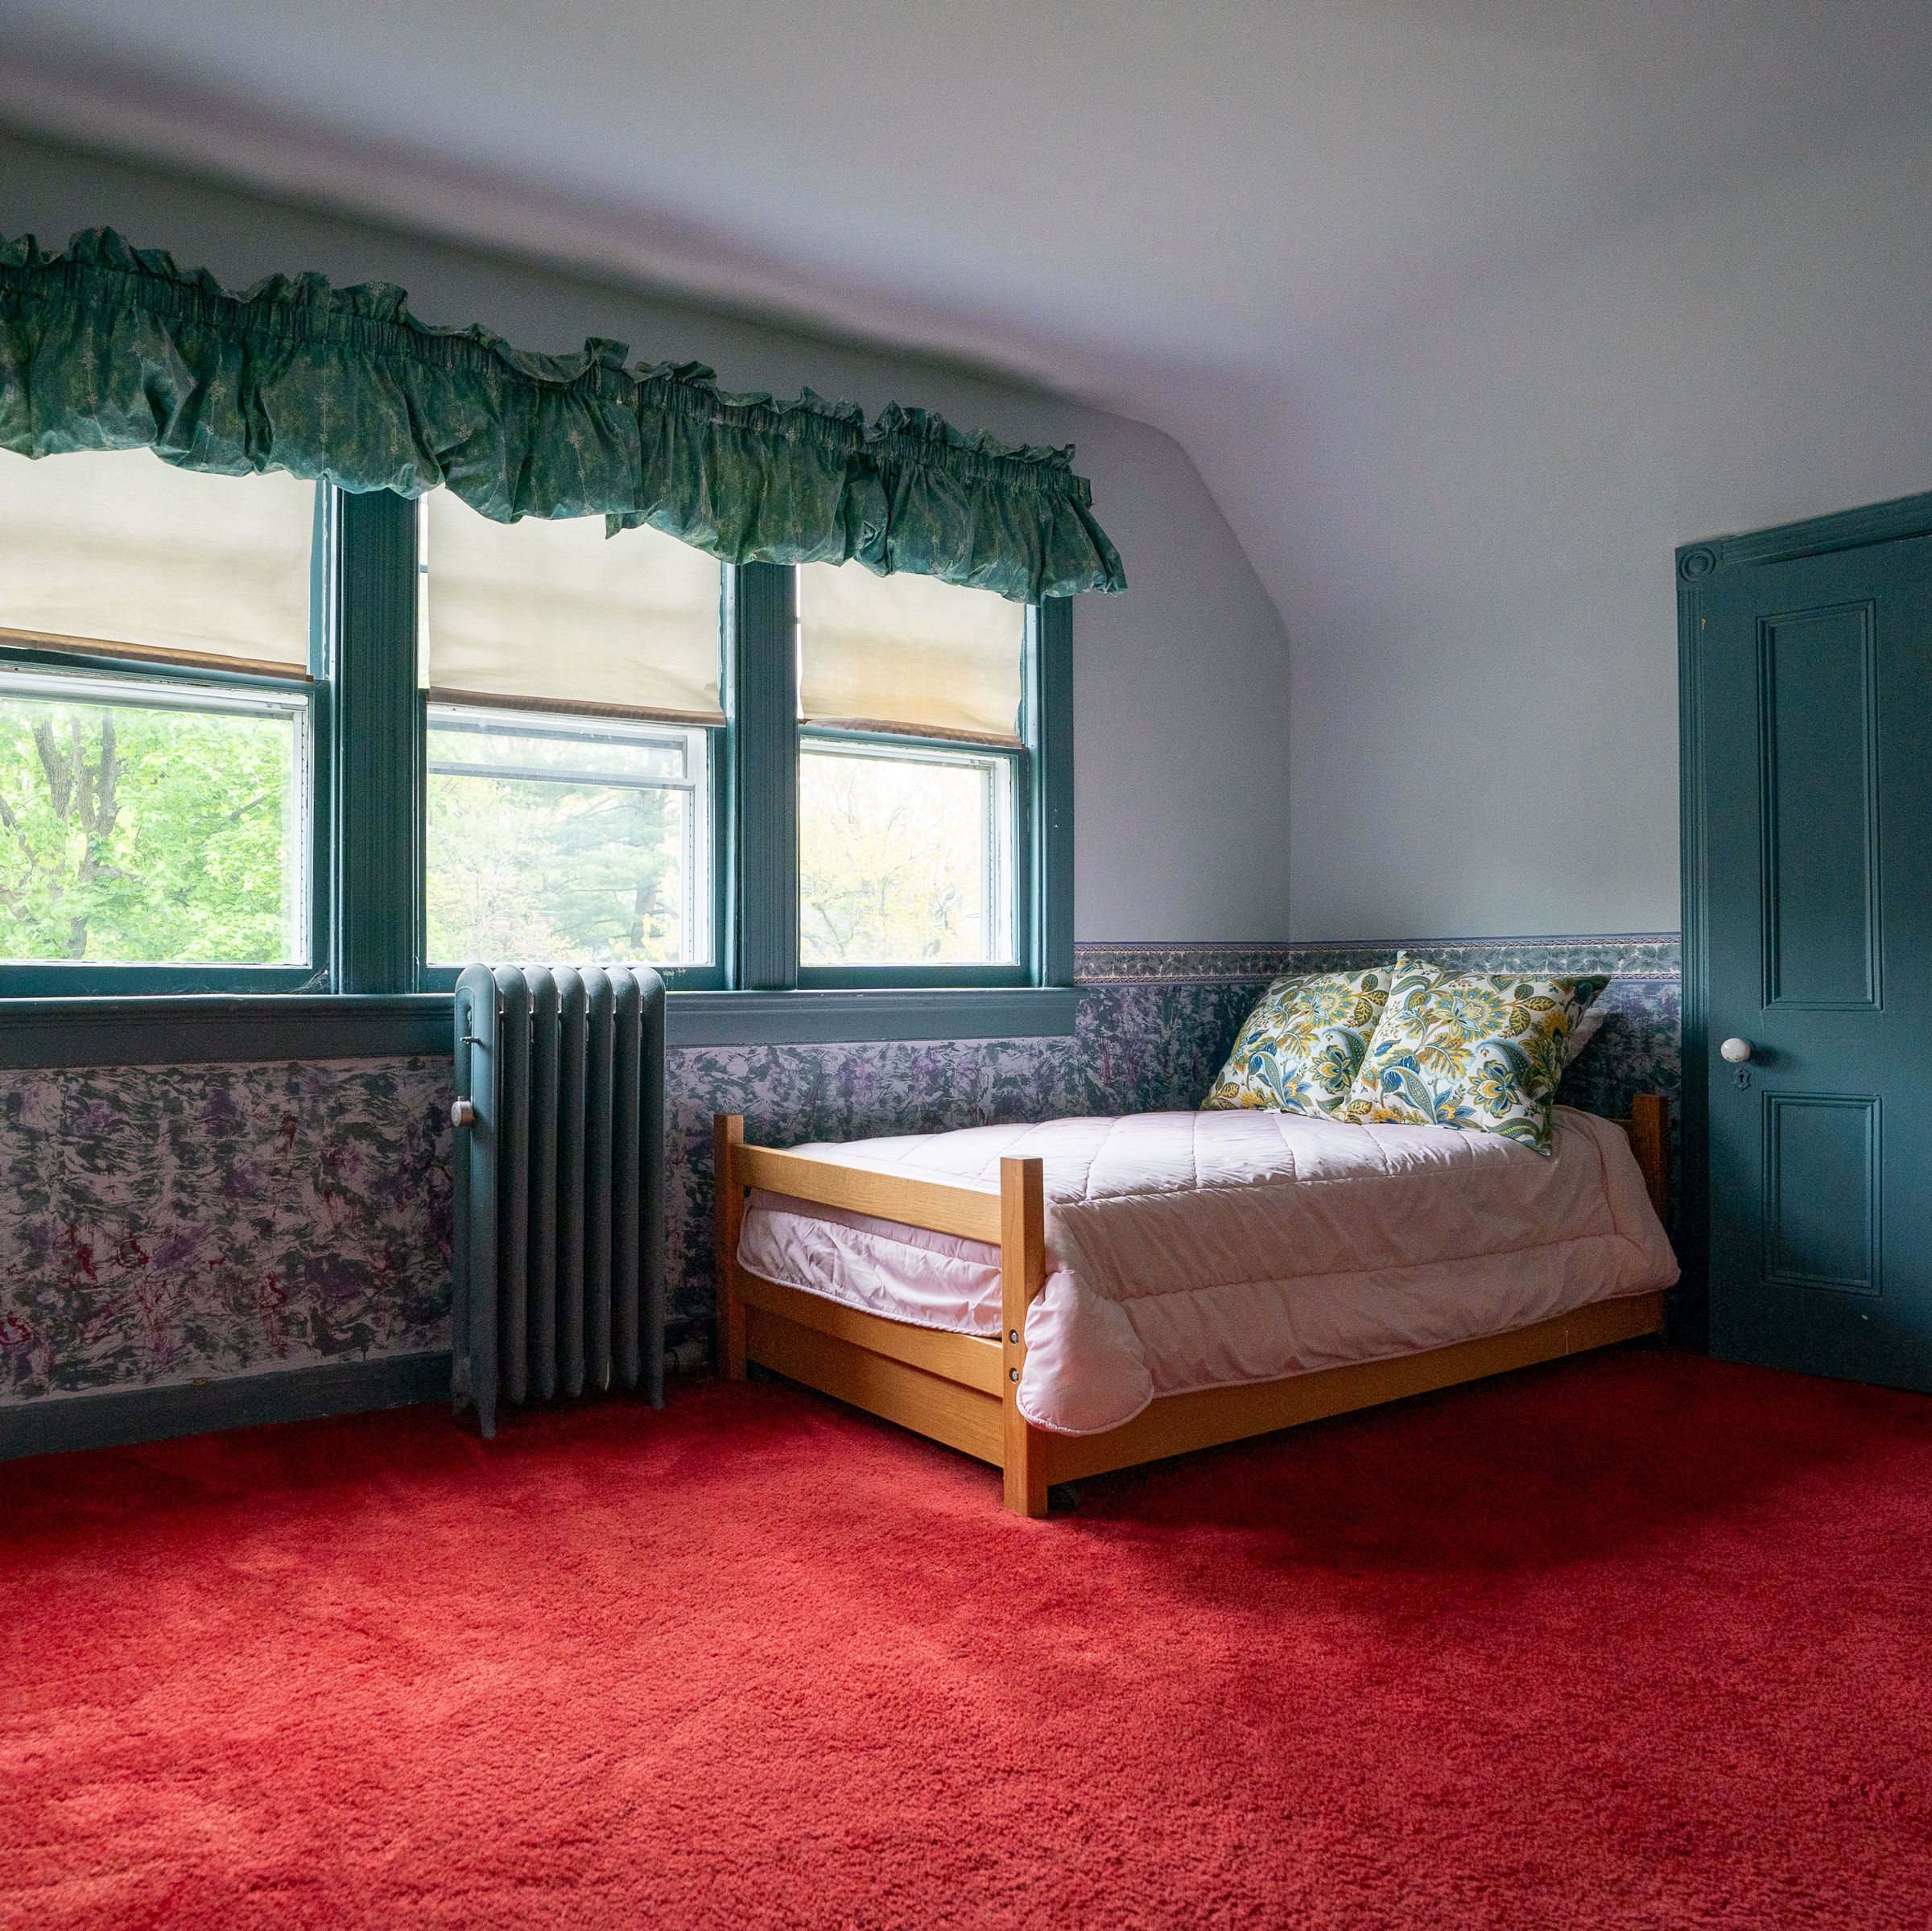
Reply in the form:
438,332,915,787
1005,1422,1050,1518
713,1113,748,1380
1000,1155,1050,1518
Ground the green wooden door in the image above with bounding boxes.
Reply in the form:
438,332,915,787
1695,530,1932,1390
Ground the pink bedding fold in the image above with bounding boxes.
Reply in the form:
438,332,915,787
736,1107,1678,1435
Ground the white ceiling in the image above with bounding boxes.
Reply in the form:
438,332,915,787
2,0,1930,588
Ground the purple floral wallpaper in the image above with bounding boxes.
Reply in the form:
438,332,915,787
0,1059,452,1401
0,938,1680,1409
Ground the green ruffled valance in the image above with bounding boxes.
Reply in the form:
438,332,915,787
0,228,1125,602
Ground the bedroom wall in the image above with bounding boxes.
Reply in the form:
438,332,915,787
1263,113,1932,943
0,939,1676,1409
1,130,1294,945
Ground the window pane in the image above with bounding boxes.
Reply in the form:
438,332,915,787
425,705,712,968
0,447,315,671
0,670,308,964
422,494,724,722
798,561,1026,744
799,741,1015,966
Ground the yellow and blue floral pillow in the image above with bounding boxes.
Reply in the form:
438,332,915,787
1203,968,1393,1119
1341,956,1608,1155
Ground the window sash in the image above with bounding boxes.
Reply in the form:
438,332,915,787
795,724,1029,982
0,660,319,987
782,591,1059,992
420,700,720,976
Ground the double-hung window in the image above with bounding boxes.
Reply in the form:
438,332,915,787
795,562,1030,986
0,464,1069,1029
415,493,726,989
0,448,322,995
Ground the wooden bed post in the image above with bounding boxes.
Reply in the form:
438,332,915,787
1000,1155,1050,1518
713,1113,748,1380
1627,1093,1670,1223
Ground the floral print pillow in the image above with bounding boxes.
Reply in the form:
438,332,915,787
1202,968,1393,1119
1342,955,1609,1155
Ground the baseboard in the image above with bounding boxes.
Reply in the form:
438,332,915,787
0,1350,452,1462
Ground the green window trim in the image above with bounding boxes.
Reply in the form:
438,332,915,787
1032,596,1077,989
0,965,328,1001
0,485,1075,1032
730,562,800,992
332,489,418,995
0,984,1081,1071
738,563,1073,998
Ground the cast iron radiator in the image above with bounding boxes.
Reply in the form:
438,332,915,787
451,964,667,1438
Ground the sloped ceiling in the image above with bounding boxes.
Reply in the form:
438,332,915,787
2,0,1930,619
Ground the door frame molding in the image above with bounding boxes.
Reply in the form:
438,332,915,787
1678,485,1932,1348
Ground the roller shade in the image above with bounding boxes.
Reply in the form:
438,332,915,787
798,559,1026,745
0,446,314,675
422,490,724,724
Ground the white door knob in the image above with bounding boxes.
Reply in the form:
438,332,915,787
1719,1038,1753,1064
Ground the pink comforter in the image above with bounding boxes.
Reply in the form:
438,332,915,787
736,1107,1679,1436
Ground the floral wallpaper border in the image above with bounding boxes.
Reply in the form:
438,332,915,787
1074,935,1681,984
2,936,1682,1409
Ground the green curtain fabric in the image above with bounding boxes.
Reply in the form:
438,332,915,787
0,228,1125,601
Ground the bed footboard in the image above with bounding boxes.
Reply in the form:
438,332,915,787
713,1114,1053,1516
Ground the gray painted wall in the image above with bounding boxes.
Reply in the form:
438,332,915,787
2,132,1295,944
1253,113,1932,942
24,110,1919,954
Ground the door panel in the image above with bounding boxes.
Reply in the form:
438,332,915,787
1762,1093,1879,1295
1760,603,1880,1010
1699,533,1932,1392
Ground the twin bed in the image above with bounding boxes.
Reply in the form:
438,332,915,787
714,1094,1677,1516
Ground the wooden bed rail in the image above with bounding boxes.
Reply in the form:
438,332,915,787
726,1137,1003,1242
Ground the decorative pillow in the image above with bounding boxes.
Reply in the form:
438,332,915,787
1203,968,1393,1119
1342,956,1609,1154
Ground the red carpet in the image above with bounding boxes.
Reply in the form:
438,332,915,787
3,1349,1930,1929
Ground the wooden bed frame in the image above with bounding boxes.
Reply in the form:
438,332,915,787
713,1097,1671,1517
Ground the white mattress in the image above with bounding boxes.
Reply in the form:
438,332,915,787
736,1106,1679,1436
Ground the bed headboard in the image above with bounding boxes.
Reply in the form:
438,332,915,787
1612,1093,1669,1223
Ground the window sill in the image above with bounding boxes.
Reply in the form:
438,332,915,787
668,986,1077,1046
0,994,452,1070
0,984,1080,1068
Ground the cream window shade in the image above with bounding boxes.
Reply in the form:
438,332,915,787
422,491,724,724
798,559,1026,745
0,446,314,675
